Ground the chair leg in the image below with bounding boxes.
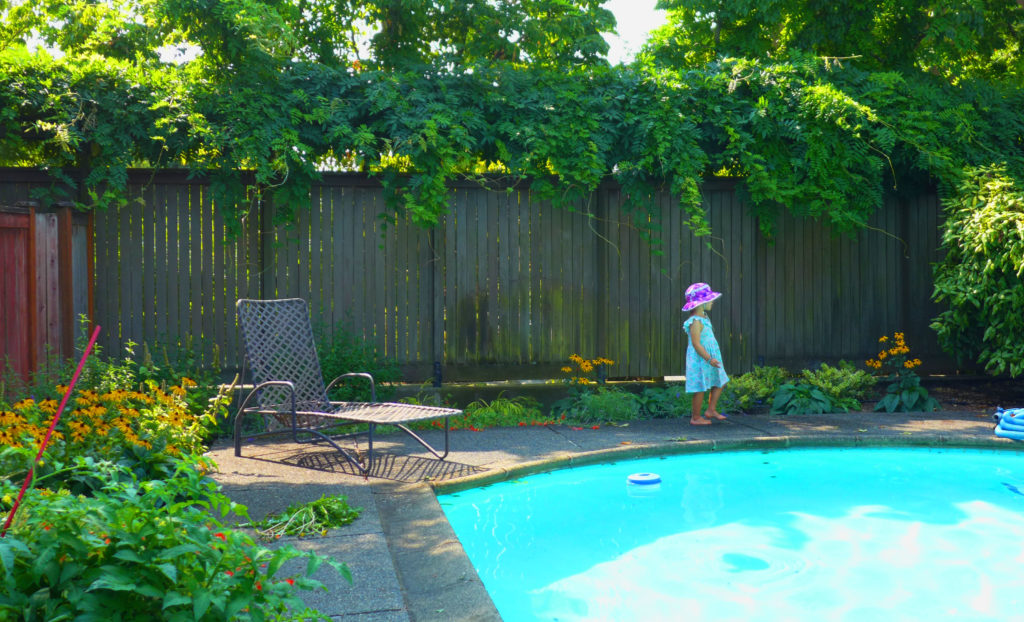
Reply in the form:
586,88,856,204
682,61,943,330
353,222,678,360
366,423,375,474
233,410,245,457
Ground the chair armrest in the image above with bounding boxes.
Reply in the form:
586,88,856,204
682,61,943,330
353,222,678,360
325,372,377,402
237,380,297,413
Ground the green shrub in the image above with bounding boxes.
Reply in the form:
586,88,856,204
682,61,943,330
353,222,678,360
725,366,791,413
770,382,833,415
315,319,401,402
636,384,691,419
801,361,877,412
0,459,348,621
555,387,641,425
932,166,1024,378
460,394,547,428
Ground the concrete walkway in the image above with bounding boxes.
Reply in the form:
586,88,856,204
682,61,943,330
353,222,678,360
206,409,1011,621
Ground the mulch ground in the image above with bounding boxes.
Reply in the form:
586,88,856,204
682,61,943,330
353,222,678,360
923,377,1024,413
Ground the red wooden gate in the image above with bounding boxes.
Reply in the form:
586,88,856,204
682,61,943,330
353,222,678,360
0,203,93,384
0,206,36,381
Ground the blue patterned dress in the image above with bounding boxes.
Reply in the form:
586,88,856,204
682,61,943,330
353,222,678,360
684,316,730,392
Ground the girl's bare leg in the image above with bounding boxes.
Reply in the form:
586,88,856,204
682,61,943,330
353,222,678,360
705,386,726,420
691,392,711,424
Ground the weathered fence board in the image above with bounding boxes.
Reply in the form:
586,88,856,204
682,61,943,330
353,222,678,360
1,169,951,381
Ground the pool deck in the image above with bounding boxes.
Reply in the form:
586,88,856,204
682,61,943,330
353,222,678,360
206,409,1014,621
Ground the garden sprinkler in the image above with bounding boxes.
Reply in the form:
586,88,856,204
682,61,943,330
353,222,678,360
1,325,101,537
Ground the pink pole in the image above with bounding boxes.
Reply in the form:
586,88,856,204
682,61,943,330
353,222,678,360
2,325,101,537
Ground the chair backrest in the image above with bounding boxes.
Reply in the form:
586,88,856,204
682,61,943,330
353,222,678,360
236,298,330,411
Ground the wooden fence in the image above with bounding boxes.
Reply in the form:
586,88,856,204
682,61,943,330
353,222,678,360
0,168,951,382
0,193,93,381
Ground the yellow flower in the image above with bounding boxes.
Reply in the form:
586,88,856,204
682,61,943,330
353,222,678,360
68,420,91,443
169,385,187,397
579,361,594,373
0,411,24,426
0,429,19,447
12,399,35,411
561,366,573,373
180,377,197,388
878,336,888,343
878,351,887,360
37,399,59,414
569,354,583,364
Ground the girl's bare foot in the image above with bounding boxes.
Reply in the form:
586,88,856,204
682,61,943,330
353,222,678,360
705,411,727,421
690,416,712,426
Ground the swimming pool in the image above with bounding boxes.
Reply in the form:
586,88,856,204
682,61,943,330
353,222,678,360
439,447,1024,621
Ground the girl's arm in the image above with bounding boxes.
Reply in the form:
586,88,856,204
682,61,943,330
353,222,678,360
688,320,721,368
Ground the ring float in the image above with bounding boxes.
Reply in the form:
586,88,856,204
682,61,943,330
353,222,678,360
627,472,661,485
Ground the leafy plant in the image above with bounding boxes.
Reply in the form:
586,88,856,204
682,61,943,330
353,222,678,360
866,332,940,413
637,384,691,419
932,166,1024,378
0,459,349,621
247,495,362,541
801,361,877,412
724,366,791,413
316,319,402,402
556,387,640,425
459,394,546,428
769,382,833,415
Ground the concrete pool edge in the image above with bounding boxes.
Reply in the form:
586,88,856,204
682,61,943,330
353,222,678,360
430,433,1016,495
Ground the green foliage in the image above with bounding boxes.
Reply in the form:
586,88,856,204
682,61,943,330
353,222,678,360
867,332,940,412
315,319,401,402
724,366,791,413
932,166,1024,377
459,394,548,429
636,384,692,418
648,0,1023,82
554,387,641,425
247,495,362,541
0,0,1021,246
769,382,833,415
801,362,878,412
0,459,348,621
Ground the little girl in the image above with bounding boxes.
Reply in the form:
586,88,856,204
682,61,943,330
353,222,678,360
682,282,729,425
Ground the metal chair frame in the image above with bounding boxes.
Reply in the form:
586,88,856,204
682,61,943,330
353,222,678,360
233,298,460,475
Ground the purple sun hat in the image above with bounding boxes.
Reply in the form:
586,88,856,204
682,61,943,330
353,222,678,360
682,282,722,311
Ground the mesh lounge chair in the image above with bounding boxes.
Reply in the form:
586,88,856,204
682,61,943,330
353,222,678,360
233,298,461,475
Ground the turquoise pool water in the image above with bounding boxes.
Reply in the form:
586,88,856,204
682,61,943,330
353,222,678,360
439,447,1024,621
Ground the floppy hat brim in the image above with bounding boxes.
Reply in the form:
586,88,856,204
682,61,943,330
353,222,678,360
682,291,722,311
